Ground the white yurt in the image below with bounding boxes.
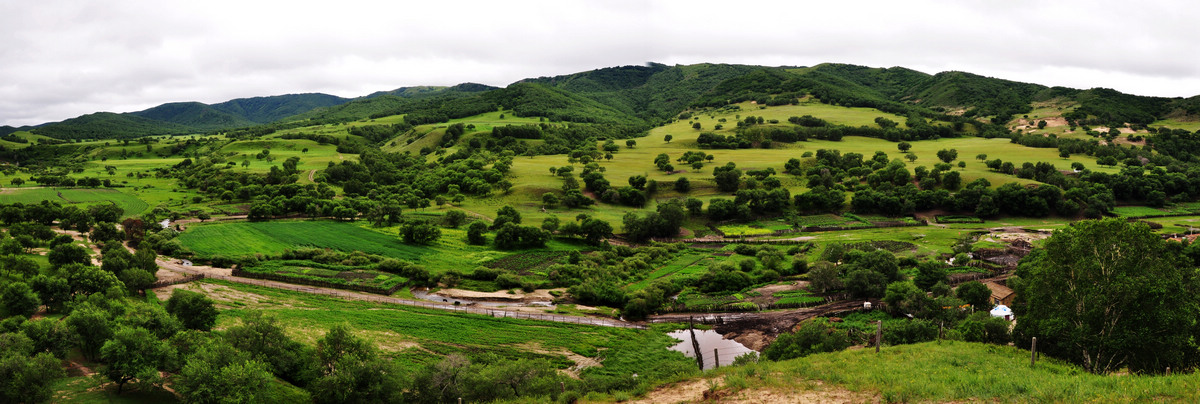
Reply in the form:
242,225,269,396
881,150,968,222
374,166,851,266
989,304,1013,320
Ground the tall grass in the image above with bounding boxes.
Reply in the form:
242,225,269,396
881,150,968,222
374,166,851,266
710,341,1200,402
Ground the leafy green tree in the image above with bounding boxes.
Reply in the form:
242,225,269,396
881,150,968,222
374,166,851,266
1013,219,1200,374
674,177,691,192
0,283,38,318
226,312,318,386
119,268,157,294
309,325,403,404
443,210,467,228
466,221,489,245
47,243,90,267
664,134,673,143
166,289,219,331
0,352,64,403
897,142,911,152
22,318,73,358
956,281,992,309
541,192,559,209
66,303,114,361
808,262,842,293
914,261,948,291
936,148,958,163
101,326,169,394
176,340,273,404
399,221,441,245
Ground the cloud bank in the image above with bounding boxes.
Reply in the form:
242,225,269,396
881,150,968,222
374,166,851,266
3,0,1198,126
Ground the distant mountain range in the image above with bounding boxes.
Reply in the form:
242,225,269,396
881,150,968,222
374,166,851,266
8,63,1200,140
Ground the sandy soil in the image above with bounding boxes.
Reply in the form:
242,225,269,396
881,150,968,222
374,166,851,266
430,287,559,303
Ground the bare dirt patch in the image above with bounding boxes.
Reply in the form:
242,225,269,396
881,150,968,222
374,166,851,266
153,282,289,310
515,342,602,378
746,282,810,306
628,377,722,404
431,288,558,303
629,378,879,404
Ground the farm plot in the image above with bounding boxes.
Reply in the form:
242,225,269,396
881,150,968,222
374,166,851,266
628,252,711,291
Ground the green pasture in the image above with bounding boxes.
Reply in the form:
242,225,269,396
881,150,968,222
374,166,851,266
1152,118,1200,132
176,219,579,273
0,187,148,216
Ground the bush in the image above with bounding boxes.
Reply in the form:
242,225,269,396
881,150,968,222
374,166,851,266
883,319,938,345
764,318,850,361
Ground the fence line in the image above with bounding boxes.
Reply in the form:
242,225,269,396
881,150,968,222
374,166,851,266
156,266,645,330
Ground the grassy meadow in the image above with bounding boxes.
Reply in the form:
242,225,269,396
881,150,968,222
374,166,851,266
706,341,1200,402
177,219,583,274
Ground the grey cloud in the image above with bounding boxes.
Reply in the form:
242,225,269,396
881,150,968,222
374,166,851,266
3,0,1200,126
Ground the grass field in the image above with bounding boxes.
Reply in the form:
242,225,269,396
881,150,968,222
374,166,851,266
192,279,696,379
0,187,148,216
709,341,1200,402
177,219,580,274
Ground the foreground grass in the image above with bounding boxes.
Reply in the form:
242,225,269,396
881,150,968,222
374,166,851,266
709,341,1200,403
198,279,696,378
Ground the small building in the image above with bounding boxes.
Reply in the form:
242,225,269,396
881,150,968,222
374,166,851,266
984,281,1015,307
989,305,1014,321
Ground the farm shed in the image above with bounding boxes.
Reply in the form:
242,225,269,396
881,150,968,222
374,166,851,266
984,281,1015,307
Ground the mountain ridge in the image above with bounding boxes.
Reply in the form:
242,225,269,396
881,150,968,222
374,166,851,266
23,62,1200,140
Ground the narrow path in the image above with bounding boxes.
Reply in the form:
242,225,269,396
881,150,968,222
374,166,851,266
153,259,643,329
307,169,316,182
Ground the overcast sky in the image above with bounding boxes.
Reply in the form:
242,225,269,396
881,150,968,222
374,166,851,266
3,0,1199,127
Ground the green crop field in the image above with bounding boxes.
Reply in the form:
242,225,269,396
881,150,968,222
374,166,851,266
0,187,148,216
629,252,712,290
177,219,579,273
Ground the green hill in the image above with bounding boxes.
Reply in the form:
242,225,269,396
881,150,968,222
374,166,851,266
129,101,257,131
32,111,194,139
210,93,349,123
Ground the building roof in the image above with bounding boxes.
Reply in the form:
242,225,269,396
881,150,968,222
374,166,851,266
984,282,1014,300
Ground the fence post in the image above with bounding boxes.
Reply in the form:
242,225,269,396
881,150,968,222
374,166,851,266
1030,337,1037,366
875,321,882,353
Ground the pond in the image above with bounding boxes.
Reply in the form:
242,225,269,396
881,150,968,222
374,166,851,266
667,329,755,370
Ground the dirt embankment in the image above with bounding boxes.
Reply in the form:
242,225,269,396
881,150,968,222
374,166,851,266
627,377,879,404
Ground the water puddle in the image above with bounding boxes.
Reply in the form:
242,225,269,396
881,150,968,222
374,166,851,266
667,329,754,370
